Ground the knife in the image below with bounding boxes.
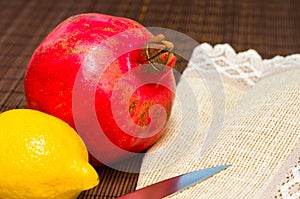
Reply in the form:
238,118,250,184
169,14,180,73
116,164,230,199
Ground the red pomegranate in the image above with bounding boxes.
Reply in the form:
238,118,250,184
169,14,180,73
24,13,176,165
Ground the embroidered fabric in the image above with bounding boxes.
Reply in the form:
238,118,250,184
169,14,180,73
184,43,300,88
182,43,300,198
275,161,300,198
266,147,300,199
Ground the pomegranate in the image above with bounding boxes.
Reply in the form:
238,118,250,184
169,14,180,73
24,13,176,165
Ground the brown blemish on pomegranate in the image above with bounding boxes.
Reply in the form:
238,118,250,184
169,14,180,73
128,99,159,127
129,99,138,114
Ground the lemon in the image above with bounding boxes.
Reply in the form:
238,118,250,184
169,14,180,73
0,109,99,199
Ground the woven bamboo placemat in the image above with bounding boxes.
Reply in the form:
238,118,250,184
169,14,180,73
0,0,299,198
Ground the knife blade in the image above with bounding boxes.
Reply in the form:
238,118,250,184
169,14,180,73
116,164,230,199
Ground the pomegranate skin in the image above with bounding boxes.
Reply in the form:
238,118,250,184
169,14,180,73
24,13,176,165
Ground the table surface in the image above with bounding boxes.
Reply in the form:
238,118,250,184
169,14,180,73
1,0,299,198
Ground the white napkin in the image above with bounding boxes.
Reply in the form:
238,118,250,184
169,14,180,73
137,43,300,198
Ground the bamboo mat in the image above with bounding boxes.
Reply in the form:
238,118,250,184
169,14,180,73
0,0,299,198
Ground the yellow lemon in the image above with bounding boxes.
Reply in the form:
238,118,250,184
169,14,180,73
0,109,99,199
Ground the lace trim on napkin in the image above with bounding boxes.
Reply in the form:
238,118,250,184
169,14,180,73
183,43,300,198
263,143,300,199
276,161,300,198
184,43,300,89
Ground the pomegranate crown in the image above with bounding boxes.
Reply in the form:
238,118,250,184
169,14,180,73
144,34,175,73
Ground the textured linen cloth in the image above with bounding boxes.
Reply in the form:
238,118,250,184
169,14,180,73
136,43,300,198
